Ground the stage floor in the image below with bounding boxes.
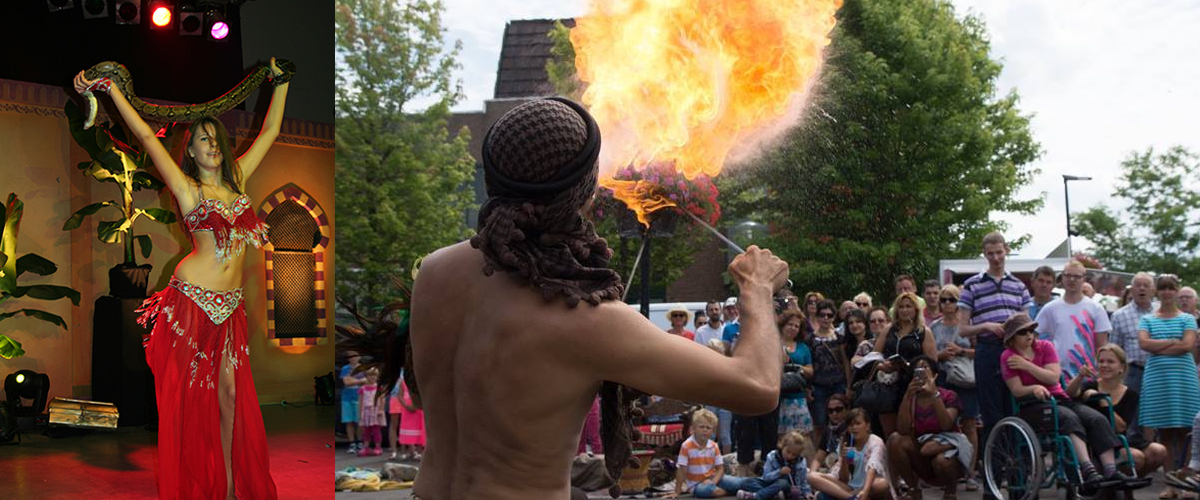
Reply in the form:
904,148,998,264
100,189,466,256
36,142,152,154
0,403,334,500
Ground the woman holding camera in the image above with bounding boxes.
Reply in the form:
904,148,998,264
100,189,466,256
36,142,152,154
886,356,972,500
779,310,814,436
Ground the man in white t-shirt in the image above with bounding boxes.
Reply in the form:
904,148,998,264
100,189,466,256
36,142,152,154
1034,260,1112,379
694,300,726,347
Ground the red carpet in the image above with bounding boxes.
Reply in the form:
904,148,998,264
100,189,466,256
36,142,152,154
0,404,334,499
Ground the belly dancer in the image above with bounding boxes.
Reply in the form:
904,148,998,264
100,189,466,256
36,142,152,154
73,58,290,500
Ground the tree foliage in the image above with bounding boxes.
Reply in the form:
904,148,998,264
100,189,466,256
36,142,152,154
724,0,1042,302
335,0,477,306
1073,146,1200,283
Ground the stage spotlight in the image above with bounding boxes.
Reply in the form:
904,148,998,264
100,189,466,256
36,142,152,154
4,370,50,417
208,11,229,41
180,10,202,36
150,2,173,28
82,0,107,19
115,0,141,25
48,0,74,12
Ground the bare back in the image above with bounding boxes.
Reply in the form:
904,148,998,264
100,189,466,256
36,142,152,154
411,242,788,499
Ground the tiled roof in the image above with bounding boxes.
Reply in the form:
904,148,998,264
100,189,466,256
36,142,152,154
493,18,575,99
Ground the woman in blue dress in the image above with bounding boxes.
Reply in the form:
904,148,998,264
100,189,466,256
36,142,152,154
1138,274,1200,489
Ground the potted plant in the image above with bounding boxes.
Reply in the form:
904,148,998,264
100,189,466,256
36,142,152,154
0,193,82,359
62,100,177,298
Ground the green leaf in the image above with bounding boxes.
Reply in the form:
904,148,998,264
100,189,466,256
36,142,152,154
0,308,68,330
1,193,23,294
15,253,56,277
63,200,117,230
138,208,177,224
65,100,103,158
11,284,82,306
95,149,126,179
135,234,153,259
97,218,130,243
83,161,118,183
131,171,167,191
0,334,24,359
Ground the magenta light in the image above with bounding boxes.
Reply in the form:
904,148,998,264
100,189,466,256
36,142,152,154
211,21,229,40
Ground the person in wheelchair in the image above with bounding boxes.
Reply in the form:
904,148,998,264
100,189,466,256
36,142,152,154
1065,344,1168,485
1000,313,1139,490
887,356,973,500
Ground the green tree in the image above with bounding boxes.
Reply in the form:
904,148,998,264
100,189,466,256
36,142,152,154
1073,146,1200,283
335,0,477,306
726,0,1042,302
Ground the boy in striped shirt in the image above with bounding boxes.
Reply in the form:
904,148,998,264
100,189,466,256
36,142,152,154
669,409,747,498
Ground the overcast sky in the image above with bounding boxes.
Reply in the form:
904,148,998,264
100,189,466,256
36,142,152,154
433,0,1200,261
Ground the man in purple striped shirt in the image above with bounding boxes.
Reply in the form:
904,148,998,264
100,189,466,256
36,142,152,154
956,232,1032,500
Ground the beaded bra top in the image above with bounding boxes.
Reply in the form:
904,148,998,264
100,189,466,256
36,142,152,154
182,192,269,264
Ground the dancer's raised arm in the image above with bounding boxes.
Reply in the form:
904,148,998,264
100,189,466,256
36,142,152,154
236,57,290,181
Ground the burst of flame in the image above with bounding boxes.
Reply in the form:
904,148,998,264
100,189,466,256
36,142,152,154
573,0,841,225
598,177,677,226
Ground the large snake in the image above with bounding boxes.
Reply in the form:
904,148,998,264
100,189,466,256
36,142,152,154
80,59,296,129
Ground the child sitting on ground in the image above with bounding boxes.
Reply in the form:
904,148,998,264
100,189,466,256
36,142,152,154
666,408,746,498
736,430,813,500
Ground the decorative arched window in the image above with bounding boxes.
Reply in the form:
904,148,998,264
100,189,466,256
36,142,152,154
258,184,330,346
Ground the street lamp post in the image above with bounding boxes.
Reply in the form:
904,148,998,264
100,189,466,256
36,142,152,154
1063,174,1093,256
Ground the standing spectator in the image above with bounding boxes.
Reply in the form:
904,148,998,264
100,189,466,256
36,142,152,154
867,307,891,344
930,284,979,491
810,300,850,443
358,367,386,456
842,309,874,387
779,310,815,437
1138,274,1200,491
874,292,938,436
854,293,873,311
1035,260,1113,379
341,352,366,454
1027,265,1057,320
837,301,858,334
777,289,802,313
395,368,426,461
666,305,695,340
577,396,603,455
807,408,890,500
1179,286,1199,320
923,279,943,324
886,356,972,500
894,275,927,311
695,300,725,346
723,297,743,351
1109,273,1157,396
804,292,825,339
956,232,1031,500
703,339,736,453
1082,282,1096,299
695,311,709,330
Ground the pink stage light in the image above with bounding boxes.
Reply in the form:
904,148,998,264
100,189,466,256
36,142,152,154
210,20,229,40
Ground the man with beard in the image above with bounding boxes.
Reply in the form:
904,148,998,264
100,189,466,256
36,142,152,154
408,98,789,500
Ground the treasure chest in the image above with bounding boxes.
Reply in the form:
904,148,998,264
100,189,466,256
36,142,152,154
47,398,119,429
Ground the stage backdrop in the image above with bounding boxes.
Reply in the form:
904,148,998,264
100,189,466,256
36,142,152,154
0,78,335,405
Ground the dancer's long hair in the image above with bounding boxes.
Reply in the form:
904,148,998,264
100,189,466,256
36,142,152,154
179,117,242,193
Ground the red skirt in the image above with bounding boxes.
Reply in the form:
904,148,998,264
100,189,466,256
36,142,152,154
138,276,277,500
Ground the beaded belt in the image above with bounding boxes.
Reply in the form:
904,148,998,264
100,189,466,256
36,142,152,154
168,276,243,325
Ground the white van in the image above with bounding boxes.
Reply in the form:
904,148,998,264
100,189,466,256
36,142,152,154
630,302,710,331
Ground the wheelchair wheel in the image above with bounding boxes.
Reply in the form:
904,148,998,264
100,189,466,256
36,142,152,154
985,416,1044,500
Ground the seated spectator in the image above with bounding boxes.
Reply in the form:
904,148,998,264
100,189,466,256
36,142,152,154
807,408,890,500
1001,313,1136,490
1065,344,1167,482
735,430,813,500
930,284,979,491
886,356,972,500
665,305,695,340
814,394,851,472
668,409,747,498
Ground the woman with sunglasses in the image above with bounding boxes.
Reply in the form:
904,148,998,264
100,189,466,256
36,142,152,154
929,285,979,491
666,305,695,341
810,300,850,444
1138,274,1200,496
873,293,938,436
814,394,851,473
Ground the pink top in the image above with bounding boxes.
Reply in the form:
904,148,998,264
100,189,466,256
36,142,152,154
912,387,962,435
1001,339,1069,399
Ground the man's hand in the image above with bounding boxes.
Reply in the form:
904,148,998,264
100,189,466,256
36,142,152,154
984,322,1005,336
729,245,789,293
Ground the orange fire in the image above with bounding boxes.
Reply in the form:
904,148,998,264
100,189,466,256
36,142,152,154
573,0,841,224
599,177,677,226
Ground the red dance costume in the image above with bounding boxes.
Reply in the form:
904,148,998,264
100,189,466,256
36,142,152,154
137,192,275,500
